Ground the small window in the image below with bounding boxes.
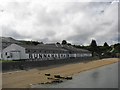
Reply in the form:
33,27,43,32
34,50,36,53
7,56,10,58
44,54,47,57
5,52,7,55
48,55,50,57
28,50,30,53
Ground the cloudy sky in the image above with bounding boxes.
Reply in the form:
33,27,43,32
0,0,119,45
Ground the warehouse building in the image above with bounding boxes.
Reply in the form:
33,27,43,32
1,43,92,61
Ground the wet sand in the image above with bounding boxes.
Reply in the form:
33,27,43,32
2,58,119,88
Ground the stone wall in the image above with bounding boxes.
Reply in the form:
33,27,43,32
2,57,93,72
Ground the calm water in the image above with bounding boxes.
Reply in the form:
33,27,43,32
32,62,118,88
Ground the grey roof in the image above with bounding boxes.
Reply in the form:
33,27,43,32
56,44,91,53
39,44,91,53
20,44,68,52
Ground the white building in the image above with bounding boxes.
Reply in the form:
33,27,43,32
2,44,27,60
1,43,92,61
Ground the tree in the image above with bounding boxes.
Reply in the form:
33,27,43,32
112,43,120,53
101,42,110,54
62,40,67,45
67,43,71,46
103,42,109,47
56,42,60,44
32,41,40,45
89,39,99,56
39,42,44,44
90,39,97,47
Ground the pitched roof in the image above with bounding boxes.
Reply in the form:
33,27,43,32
20,44,68,52
56,44,91,53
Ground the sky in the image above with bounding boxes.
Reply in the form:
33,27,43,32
0,0,119,45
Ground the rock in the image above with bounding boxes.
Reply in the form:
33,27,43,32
45,73,50,76
40,83,45,84
45,82,51,84
47,77,53,79
65,76,72,80
54,75,61,78
51,80,63,83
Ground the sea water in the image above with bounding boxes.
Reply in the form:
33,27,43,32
31,62,118,88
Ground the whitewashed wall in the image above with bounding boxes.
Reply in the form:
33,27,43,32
26,54,29,59
2,44,27,60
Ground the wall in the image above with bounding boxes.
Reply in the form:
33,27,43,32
2,44,27,60
2,57,93,72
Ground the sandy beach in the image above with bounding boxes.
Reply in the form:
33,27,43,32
2,58,119,88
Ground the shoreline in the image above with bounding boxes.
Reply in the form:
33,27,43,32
2,58,119,88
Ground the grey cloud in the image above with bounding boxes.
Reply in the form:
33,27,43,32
2,25,30,40
64,2,110,16
1,1,118,45
30,1,118,45
118,32,120,42
67,34,90,45
45,30,56,36
35,37,49,43
35,8,63,26
94,25,118,45
7,2,32,20
66,25,95,45
100,21,113,26
63,2,88,14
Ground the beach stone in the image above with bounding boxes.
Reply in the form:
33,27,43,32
45,73,51,76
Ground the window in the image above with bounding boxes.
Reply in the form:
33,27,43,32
33,50,35,53
5,52,7,55
48,55,50,57
39,54,42,58
28,50,30,53
7,56,10,58
52,54,54,57
44,54,47,57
